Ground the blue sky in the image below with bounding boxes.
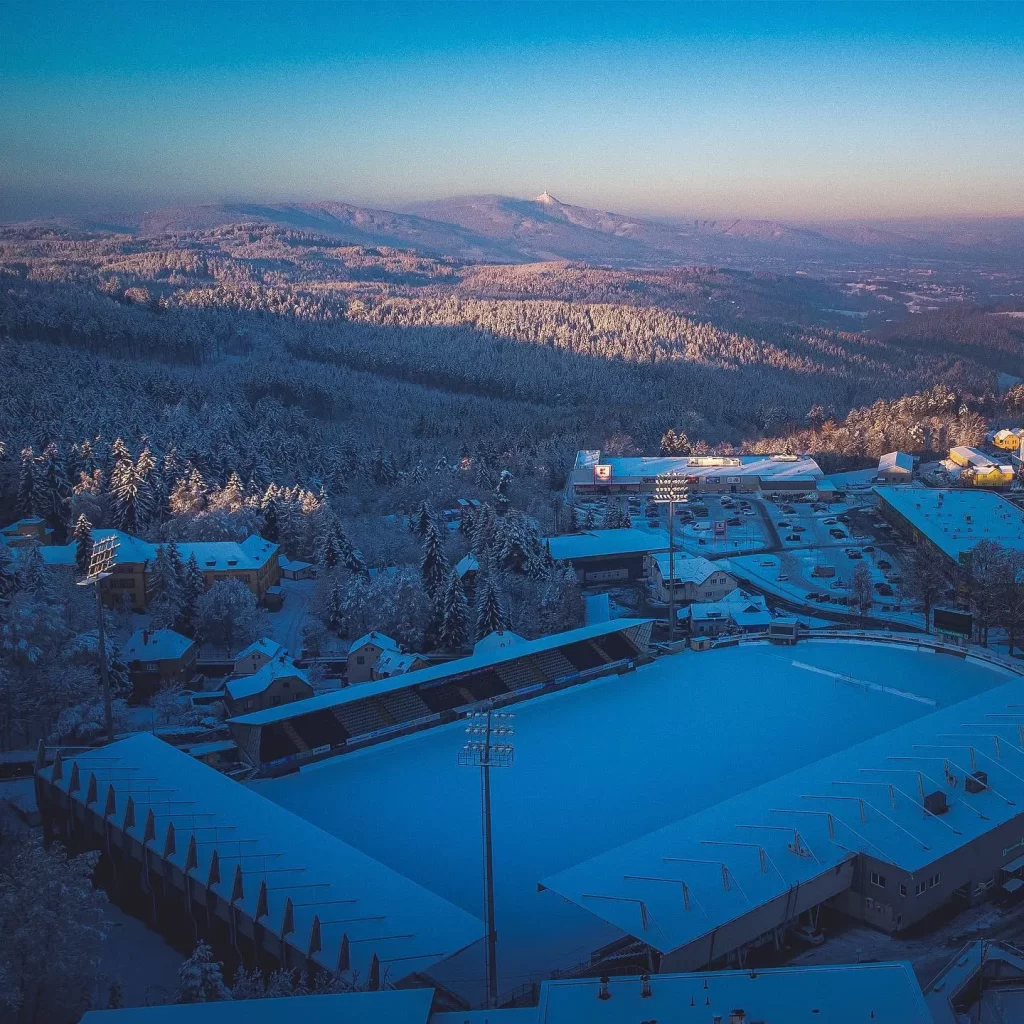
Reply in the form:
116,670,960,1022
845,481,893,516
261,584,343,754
2,1,1023,221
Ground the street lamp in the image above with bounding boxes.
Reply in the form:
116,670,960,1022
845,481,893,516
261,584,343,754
654,472,689,641
77,533,119,744
458,707,515,1009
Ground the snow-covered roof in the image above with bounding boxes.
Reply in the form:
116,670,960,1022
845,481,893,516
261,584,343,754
39,542,76,566
878,451,913,472
350,631,399,655
231,619,654,727
544,528,670,562
375,650,426,677
233,637,285,665
41,733,481,982
570,451,823,484
875,486,1024,562
226,655,310,701
455,553,479,578
81,987,433,1023
949,445,999,469
122,628,195,663
584,593,611,625
544,664,1024,956
531,964,930,1023
650,553,727,585
279,557,314,571
688,591,770,627
81,530,279,571
473,629,525,655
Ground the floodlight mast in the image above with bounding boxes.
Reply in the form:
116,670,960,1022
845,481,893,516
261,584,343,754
458,706,515,1009
76,534,119,744
654,472,689,642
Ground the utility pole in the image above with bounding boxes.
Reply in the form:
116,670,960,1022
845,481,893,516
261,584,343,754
458,707,515,1009
77,533,120,744
655,472,689,642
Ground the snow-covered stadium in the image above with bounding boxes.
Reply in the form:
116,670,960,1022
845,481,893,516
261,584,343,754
36,625,1024,1010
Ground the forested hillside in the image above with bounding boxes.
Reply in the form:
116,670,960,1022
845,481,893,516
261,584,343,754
1,222,1021,514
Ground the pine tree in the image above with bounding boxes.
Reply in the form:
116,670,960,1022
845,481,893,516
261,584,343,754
40,443,71,541
496,511,531,574
0,543,18,599
261,491,280,542
475,575,506,640
73,514,93,578
111,456,153,534
19,543,52,597
150,544,183,612
412,501,433,539
325,577,347,635
420,520,449,600
438,569,469,651
316,531,343,570
175,942,231,1003
17,446,37,519
336,526,368,578
176,555,206,637
108,645,132,699
494,469,513,515
567,504,581,532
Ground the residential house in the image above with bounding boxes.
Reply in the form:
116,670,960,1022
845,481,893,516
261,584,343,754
224,652,313,716
347,631,399,684
0,517,53,548
473,630,525,656
121,628,198,698
687,591,772,636
648,553,737,605
232,637,286,677
280,557,316,581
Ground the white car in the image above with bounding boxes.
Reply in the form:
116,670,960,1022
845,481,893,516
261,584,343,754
789,924,825,946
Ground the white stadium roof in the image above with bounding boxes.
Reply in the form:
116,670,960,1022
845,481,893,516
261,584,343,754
544,659,1024,956
544,528,670,561
40,733,481,982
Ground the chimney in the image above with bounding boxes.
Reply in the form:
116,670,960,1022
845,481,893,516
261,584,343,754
143,629,151,644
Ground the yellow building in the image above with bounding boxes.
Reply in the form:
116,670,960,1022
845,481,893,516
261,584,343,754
946,447,1015,488
992,428,1024,451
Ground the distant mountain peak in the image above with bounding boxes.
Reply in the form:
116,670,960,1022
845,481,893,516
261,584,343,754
536,191,561,205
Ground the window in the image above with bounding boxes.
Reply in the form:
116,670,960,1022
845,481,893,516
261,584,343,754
356,655,365,665
915,881,926,897
899,884,907,898
870,872,886,888
245,700,255,711
928,873,941,889
271,696,281,706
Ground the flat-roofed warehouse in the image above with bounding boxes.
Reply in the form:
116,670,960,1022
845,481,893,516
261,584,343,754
543,658,1024,975
567,450,823,499
230,619,654,774
875,486,1024,568
543,528,669,584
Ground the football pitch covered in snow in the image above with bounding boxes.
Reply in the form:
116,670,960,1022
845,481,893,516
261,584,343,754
256,639,1013,1003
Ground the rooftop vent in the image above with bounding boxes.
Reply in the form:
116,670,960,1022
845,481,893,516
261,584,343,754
227,559,238,566
965,770,989,794
924,790,949,816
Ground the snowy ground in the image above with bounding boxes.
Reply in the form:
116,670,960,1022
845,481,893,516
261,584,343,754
263,578,315,657
255,638,1007,1003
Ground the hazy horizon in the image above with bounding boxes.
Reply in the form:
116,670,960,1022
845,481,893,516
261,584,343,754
2,1,1024,223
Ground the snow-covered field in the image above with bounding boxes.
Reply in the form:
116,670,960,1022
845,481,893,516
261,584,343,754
256,639,1008,1002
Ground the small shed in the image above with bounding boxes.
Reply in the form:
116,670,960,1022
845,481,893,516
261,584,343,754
877,452,914,482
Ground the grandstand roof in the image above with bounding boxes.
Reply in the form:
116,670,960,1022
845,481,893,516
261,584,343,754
571,450,823,483
543,528,670,562
230,618,653,728
40,734,481,982
544,659,1024,955
876,486,1024,562
81,990,433,1024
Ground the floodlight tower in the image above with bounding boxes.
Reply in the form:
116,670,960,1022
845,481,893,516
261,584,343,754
76,533,119,744
458,706,515,1009
654,472,689,641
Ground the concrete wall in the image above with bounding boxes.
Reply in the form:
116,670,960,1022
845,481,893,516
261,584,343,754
660,860,856,973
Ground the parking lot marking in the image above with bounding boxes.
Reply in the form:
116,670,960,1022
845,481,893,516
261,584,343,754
791,660,937,705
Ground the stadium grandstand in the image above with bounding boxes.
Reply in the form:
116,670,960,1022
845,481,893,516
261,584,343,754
229,619,653,774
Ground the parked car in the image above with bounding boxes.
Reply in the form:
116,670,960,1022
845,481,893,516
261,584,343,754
863,545,875,553
837,515,851,524
829,528,846,539
786,533,801,541
823,518,837,525
778,521,791,528
728,517,743,526
878,559,892,570
788,924,825,946
846,550,862,559
791,524,806,533
875,583,894,596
